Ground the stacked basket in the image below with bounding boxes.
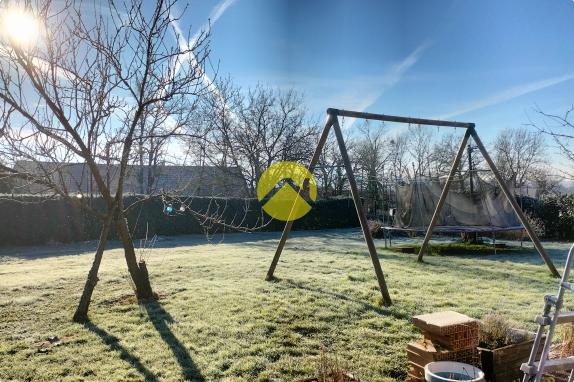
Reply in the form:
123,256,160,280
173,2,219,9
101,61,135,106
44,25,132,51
407,311,480,382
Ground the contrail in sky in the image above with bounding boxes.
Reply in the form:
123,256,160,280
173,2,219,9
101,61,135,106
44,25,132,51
439,73,574,120
170,0,238,98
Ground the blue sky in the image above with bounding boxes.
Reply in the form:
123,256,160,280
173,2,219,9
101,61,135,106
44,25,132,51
182,0,574,142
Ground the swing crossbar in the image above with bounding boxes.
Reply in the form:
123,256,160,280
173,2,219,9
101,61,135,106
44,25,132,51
327,108,474,129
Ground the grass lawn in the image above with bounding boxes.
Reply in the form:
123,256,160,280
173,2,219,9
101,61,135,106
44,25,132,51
0,228,571,381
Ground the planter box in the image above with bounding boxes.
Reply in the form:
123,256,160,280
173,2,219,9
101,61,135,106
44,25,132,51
478,330,543,382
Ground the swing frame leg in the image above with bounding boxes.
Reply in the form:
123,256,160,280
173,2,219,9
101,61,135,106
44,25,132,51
265,111,393,306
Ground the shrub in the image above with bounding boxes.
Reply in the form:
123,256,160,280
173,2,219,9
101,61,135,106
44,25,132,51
479,312,512,349
518,194,574,240
558,323,574,358
314,347,360,382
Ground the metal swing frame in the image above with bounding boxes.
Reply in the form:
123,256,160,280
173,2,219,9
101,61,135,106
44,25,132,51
265,108,560,307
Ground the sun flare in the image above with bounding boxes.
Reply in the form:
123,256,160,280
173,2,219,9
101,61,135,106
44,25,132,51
1,7,40,48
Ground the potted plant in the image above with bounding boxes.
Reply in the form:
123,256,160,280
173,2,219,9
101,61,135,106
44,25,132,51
477,313,541,382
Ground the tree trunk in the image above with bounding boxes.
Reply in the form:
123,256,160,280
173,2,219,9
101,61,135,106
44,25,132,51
115,212,155,301
72,215,113,322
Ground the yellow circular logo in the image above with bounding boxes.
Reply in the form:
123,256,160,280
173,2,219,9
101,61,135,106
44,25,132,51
256,161,317,221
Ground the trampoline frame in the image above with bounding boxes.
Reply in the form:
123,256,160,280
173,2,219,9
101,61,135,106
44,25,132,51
382,225,524,234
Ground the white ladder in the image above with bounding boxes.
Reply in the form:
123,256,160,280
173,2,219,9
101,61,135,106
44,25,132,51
522,244,574,382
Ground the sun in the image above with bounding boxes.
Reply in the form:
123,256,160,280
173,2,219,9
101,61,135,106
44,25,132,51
1,7,40,48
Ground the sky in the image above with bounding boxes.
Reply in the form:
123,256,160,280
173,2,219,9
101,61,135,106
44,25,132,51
181,0,574,145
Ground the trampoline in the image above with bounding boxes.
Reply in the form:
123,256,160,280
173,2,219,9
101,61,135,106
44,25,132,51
381,176,526,235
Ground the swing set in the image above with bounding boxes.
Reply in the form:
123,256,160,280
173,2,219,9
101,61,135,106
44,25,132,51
265,108,560,307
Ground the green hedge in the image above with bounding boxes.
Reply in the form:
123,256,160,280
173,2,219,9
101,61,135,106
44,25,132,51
2,193,572,246
520,194,574,240
0,196,360,246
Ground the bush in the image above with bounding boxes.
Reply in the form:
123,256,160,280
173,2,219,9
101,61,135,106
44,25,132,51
0,195,359,246
558,323,574,358
519,194,574,240
479,312,512,349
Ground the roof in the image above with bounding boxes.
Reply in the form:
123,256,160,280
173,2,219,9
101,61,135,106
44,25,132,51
13,161,248,197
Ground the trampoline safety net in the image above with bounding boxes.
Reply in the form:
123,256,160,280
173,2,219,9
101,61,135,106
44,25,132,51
389,178,523,233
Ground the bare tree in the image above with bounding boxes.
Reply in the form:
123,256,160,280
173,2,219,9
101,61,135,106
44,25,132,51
353,121,392,213
492,127,546,189
0,0,210,321
431,133,466,177
354,122,390,175
406,124,433,179
429,132,478,192
530,166,561,197
188,79,319,195
387,132,409,182
530,106,574,180
135,111,163,194
185,76,244,186
314,133,347,198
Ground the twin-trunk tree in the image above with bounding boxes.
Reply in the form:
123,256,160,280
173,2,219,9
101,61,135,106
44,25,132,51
0,0,210,321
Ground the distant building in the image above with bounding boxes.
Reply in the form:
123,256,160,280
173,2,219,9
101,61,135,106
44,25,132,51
558,179,574,195
13,161,248,197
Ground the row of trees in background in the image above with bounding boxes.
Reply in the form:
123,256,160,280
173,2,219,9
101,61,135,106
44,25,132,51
182,100,565,202
318,122,560,201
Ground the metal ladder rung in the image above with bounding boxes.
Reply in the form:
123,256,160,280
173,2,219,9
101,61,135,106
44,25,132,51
535,311,574,326
553,311,574,325
563,282,574,291
535,357,574,372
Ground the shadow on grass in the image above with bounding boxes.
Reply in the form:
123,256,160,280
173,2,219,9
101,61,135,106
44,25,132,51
143,301,206,382
276,277,409,321
84,321,159,382
84,302,205,382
